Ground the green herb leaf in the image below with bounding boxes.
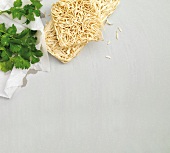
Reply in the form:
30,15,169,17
9,39,22,44
20,48,31,60
0,48,12,62
33,50,43,57
10,43,22,53
0,46,6,51
0,24,43,73
33,9,40,17
23,4,35,14
15,28,30,39
14,0,22,7
0,60,13,72
31,55,40,64
0,0,43,25
12,56,30,69
1,34,10,46
26,10,35,22
0,23,6,33
1,50,10,61
7,24,17,35
30,0,43,9
10,7,24,20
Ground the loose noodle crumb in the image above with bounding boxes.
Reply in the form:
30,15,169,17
106,19,113,25
107,41,111,45
116,31,119,40
118,27,122,32
105,56,111,59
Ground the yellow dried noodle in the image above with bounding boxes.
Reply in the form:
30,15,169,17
94,0,120,22
45,0,120,63
44,20,86,63
51,0,103,48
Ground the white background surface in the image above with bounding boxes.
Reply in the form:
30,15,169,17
0,0,170,152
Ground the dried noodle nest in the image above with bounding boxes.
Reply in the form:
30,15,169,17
44,0,120,63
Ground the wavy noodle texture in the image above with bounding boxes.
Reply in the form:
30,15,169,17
45,0,120,63
51,0,103,48
44,20,86,63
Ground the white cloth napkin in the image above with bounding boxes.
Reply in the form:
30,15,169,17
0,0,50,99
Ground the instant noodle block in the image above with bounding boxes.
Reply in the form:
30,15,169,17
44,0,120,63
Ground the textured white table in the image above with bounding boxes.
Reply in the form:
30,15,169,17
0,0,170,153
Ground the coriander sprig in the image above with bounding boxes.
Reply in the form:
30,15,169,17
0,23,43,72
0,0,42,24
